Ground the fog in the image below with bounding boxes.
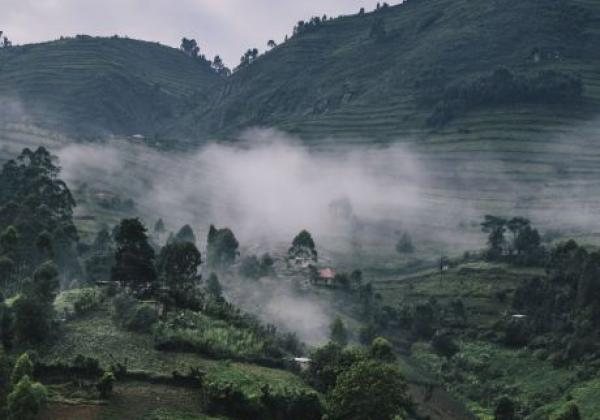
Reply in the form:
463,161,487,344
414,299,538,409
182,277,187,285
57,129,432,246
5,122,599,344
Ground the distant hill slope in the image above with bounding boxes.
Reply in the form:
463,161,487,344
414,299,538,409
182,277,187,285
176,0,600,140
0,36,225,138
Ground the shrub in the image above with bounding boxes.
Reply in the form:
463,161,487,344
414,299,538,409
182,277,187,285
96,371,115,399
329,360,410,420
112,293,158,332
369,337,396,362
431,331,459,358
73,289,101,316
11,353,33,386
6,376,47,420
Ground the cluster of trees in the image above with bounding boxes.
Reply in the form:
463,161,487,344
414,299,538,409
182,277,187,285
0,147,80,291
481,215,545,265
293,15,328,36
207,225,239,270
0,353,47,420
238,48,259,69
238,253,274,279
180,37,231,77
507,240,600,363
428,67,583,126
305,336,412,420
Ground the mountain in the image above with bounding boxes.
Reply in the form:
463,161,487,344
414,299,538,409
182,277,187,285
176,0,600,141
1,0,600,223
0,35,224,138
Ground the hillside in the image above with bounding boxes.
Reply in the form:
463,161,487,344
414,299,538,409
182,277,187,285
0,36,224,138
177,0,600,140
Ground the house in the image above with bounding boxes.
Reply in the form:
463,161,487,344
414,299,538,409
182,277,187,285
311,267,336,286
292,357,312,371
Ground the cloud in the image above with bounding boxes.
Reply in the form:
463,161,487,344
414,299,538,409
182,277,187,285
0,0,388,66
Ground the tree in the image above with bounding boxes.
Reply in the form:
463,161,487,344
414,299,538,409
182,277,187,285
153,218,165,236
238,48,259,68
369,337,396,362
13,263,59,344
11,353,33,386
307,342,364,392
239,255,261,279
395,233,414,254
157,241,202,289
174,224,196,244
111,218,157,294
206,225,239,270
329,360,410,420
206,272,222,298
267,40,277,49
481,215,507,259
211,55,231,77
288,230,317,262
180,37,199,57
6,376,47,420
330,316,348,346
29,261,59,303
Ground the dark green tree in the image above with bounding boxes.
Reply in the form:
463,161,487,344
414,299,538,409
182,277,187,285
481,215,507,259
395,233,415,254
369,337,396,362
288,230,317,262
206,225,239,270
157,241,202,289
330,316,348,346
206,272,222,298
173,224,196,244
329,360,410,420
180,37,199,57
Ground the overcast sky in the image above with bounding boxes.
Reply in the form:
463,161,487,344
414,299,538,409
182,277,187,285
1,0,390,66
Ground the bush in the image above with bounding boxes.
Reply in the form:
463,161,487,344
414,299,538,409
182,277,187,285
6,376,47,420
73,289,101,316
369,337,396,362
112,293,158,333
329,360,410,420
431,331,459,358
11,353,33,386
96,371,115,399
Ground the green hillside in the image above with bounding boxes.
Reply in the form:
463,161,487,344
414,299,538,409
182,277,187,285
0,36,224,138
178,0,599,139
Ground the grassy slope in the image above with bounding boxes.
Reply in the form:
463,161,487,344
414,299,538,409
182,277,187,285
174,0,600,224
0,36,224,137
36,292,313,420
372,260,600,419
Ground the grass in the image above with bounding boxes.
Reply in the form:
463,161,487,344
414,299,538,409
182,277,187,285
154,311,269,360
